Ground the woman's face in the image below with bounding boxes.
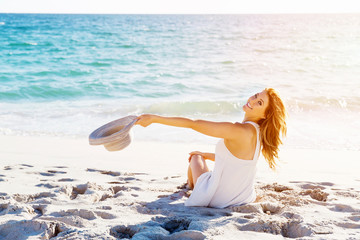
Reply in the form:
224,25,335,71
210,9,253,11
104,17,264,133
243,90,269,119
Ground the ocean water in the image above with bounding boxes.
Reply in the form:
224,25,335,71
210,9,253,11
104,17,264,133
0,14,359,150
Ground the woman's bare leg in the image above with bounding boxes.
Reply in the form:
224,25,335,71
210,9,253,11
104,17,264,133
187,165,194,189
187,154,210,189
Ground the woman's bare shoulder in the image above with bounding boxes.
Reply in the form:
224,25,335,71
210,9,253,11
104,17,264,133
233,122,257,135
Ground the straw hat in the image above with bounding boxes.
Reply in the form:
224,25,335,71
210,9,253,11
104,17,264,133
89,115,138,151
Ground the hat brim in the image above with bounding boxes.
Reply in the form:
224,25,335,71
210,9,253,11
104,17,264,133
89,115,138,151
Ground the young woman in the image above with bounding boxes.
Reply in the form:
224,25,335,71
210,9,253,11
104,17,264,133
136,88,287,208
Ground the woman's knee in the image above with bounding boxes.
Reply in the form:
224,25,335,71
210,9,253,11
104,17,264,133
189,154,209,173
189,154,204,165
188,155,209,187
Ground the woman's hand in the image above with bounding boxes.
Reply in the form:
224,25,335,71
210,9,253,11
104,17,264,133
188,151,204,162
188,151,215,162
136,114,156,127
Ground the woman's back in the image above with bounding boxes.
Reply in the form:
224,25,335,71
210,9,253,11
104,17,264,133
185,121,260,208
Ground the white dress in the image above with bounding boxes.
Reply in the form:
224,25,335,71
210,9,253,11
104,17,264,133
185,121,260,208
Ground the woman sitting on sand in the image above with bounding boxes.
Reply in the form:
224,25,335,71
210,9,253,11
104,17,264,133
136,88,287,208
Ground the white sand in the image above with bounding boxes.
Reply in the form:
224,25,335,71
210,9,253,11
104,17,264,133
0,135,360,239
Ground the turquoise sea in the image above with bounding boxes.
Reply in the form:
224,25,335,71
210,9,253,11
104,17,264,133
0,14,359,150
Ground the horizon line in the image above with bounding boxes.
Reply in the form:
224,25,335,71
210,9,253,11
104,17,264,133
1,12,359,15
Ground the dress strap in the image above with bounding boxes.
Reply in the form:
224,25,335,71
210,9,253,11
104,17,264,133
244,121,261,161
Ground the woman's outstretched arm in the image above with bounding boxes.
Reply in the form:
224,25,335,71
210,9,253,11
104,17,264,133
136,114,246,140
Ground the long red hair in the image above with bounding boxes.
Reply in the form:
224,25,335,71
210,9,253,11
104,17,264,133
258,88,287,170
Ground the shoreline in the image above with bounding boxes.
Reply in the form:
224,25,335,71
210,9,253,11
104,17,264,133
1,135,360,239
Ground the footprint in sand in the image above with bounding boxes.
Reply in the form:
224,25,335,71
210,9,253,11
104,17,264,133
52,166,68,169
260,202,284,215
160,218,206,239
299,183,326,190
317,182,334,187
162,218,191,233
113,176,141,183
63,183,129,202
47,170,67,174
12,192,55,203
86,168,121,177
32,204,47,216
100,186,128,201
290,181,335,190
335,222,360,229
124,172,148,176
0,220,62,239
120,214,204,239
35,183,58,189
348,214,360,222
259,182,293,192
122,177,138,181
290,181,334,187
231,202,283,215
0,203,9,215
58,178,75,182
231,204,263,214
68,183,89,200
4,164,34,171
110,225,138,239
87,169,148,186
21,164,34,168
240,219,313,238
282,212,303,220
55,209,116,220
333,190,360,199
40,170,68,177
101,171,121,177
0,174,6,182
329,204,359,212
200,209,232,217
96,205,112,210
108,181,126,184
300,189,329,202
56,209,97,220
39,172,55,177
94,210,116,219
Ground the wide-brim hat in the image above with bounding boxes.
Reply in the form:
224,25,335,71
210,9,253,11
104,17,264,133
89,115,138,151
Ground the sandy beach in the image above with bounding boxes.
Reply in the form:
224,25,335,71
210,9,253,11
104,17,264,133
1,135,360,239
1,11,360,240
